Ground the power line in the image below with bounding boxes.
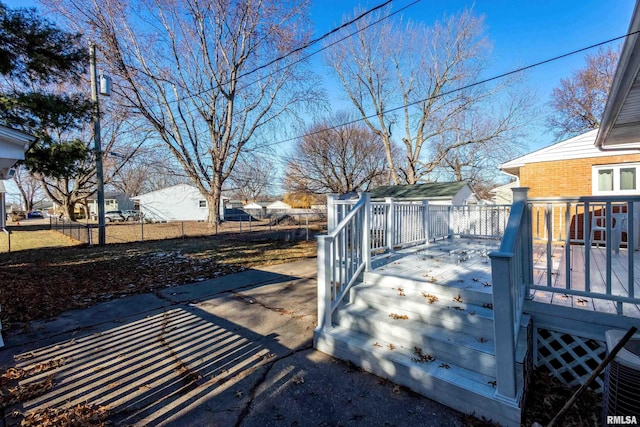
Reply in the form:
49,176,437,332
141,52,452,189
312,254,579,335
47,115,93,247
256,30,636,151
235,0,421,93
189,0,420,140
154,0,396,107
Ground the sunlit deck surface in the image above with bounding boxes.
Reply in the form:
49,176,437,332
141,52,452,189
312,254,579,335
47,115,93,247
370,237,640,319
530,242,640,318
370,238,500,295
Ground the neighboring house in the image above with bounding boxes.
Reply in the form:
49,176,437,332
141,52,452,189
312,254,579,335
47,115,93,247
32,199,54,214
501,129,640,198
489,181,518,205
243,201,268,218
243,202,267,210
131,184,224,222
86,192,134,218
0,125,34,229
368,181,479,205
265,200,292,210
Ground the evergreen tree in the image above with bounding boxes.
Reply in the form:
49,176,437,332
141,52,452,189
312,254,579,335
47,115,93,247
0,2,91,179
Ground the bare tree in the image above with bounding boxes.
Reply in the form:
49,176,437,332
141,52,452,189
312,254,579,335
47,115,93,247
105,142,187,198
433,106,529,190
46,0,323,223
12,165,43,212
283,113,392,194
35,87,142,219
548,46,619,138
325,8,531,185
227,154,275,204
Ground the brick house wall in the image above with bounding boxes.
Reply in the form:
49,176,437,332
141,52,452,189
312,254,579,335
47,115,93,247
518,153,640,198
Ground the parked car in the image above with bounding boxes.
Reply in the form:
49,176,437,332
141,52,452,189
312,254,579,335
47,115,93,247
104,210,125,222
27,210,43,218
123,210,141,221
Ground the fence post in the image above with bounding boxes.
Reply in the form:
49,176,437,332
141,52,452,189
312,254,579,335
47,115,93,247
305,214,309,241
422,200,429,244
316,236,333,330
362,193,371,271
513,188,533,293
327,194,337,232
386,197,394,252
490,252,518,403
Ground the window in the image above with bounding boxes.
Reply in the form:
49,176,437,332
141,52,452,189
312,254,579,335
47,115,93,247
593,163,640,194
620,168,636,190
198,200,207,208
598,169,613,191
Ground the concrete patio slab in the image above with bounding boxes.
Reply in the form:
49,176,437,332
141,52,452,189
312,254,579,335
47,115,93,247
0,257,465,426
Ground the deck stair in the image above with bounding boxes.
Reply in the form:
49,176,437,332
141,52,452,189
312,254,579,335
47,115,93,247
314,267,531,426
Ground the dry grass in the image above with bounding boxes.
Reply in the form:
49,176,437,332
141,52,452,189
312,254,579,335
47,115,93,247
0,230,79,252
0,235,317,330
49,219,325,245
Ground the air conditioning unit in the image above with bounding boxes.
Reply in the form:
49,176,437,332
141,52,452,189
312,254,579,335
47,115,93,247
602,330,640,424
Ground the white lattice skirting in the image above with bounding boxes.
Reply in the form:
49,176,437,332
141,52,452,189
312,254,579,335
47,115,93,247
535,327,607,393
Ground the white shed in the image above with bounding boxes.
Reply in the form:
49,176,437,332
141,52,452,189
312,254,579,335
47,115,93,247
266,200,291,210
132,184,222,222
368,182,479,206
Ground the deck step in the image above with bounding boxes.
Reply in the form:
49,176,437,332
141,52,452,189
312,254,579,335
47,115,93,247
314,326,522,426
349,282,494,337
363,271,493,306
334,304,497,376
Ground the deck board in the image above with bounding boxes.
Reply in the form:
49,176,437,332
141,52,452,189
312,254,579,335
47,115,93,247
372,238,640,320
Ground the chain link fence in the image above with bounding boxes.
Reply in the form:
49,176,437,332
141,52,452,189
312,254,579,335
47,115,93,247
1,211,326,253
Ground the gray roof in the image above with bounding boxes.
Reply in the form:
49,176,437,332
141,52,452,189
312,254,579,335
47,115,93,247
368,182,468,200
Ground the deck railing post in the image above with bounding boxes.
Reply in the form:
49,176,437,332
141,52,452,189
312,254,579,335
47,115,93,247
422,200,429,243
317,236,333,330
490,252,519,403
512,188,533,292
362,193,372,271
386,197,395,252
327,194,337,232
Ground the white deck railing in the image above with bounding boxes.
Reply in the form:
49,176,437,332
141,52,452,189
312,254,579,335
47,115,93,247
489,188,532,402
528,195,640,314
318,193,511,330
317,194,371,330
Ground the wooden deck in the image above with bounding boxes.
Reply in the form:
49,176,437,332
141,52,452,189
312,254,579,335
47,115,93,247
530,242,640,318
370,237,640,319
371,238,500,297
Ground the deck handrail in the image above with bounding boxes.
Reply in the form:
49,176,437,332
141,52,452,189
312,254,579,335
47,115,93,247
528,195,640,314
489,187,532,403
317,194,371,331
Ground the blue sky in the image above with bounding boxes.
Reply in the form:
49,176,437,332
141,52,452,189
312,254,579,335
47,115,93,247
8,0,636,148
309,0,636,148
2,0,637,200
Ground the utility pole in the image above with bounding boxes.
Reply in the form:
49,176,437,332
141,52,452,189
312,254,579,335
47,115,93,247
89,42,106,245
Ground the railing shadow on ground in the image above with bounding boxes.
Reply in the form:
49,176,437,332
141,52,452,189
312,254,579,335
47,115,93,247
2,268,315,426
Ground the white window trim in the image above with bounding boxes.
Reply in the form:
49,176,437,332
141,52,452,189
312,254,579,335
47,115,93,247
592,163,640,195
